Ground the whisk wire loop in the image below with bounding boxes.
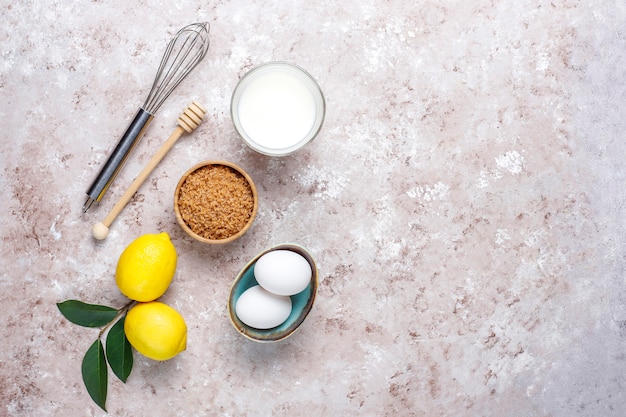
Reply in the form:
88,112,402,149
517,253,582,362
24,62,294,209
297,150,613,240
143,22,210,114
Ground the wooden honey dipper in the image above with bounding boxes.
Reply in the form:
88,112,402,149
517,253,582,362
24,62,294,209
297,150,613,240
92,101,207,240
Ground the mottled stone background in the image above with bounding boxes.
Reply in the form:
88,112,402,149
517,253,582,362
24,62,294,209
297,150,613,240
1,1,625,416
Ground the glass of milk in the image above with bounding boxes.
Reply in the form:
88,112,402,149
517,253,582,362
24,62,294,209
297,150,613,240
231,62,326,156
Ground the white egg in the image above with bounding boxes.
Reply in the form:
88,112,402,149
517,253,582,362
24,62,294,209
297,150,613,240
235,285,292,329
254,250,312,296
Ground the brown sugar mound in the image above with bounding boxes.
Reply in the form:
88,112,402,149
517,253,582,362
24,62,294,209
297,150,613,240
177,165,254,240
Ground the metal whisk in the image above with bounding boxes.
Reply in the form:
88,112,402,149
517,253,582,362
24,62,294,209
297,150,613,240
83,22,210,212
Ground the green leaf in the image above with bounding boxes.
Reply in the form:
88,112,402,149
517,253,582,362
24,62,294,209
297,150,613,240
82,339,108,412
57,300,118,328
105,316,133,383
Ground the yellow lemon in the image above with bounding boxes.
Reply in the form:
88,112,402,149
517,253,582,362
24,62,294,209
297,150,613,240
115,232,177,302
124,301,187,361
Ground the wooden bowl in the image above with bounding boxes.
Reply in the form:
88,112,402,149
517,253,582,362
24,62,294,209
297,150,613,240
174,160,258,244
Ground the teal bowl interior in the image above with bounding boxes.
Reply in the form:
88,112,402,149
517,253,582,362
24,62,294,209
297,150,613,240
228,244,318,342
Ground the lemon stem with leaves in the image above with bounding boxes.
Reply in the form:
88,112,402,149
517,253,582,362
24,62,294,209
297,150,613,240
57,299,136,412
98,300,136,338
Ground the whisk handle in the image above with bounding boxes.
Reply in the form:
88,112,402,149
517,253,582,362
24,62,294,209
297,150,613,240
83,108,154,212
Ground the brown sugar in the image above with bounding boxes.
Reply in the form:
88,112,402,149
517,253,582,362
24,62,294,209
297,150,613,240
177,164,254,240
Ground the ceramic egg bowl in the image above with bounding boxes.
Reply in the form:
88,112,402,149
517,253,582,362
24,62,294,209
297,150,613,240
173,160,258,244
228,244,318,342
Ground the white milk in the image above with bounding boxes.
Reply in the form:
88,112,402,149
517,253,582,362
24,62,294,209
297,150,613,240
237,70,316,151
231,62,325,156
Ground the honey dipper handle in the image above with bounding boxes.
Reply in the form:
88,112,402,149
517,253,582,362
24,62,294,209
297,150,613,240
92,102,207,240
